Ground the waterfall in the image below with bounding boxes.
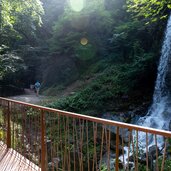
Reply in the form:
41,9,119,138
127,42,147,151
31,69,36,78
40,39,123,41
118,15,171,167
137,14,171,147
106,15,171,167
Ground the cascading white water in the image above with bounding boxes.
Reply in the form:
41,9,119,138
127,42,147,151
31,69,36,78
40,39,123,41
118,15,171,166
137,14,171,147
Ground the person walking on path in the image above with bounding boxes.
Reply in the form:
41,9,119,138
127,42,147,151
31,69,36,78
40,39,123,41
35,81,41,96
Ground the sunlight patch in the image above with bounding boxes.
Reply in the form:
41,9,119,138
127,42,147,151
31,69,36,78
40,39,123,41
80,38,88,45
69,0,84,12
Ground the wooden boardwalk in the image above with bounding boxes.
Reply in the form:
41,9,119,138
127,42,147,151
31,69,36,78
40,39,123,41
0,142,41,171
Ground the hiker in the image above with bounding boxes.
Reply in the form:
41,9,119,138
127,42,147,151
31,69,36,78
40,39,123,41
34,81,41,96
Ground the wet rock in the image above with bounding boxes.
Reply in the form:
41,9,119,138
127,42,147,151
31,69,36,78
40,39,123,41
149,145,160,159
166,143,171,155
169,120,171,131
99,153,124,170
102,113,131,143
46,140,52,162
48,158,60,170
100,151,116,170
138,152,153,171
110,141,123,155
125,162,134,170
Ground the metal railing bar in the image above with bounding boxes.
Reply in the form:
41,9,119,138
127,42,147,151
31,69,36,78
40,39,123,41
40,110,46,171
115,127,119,171
99,125,104,170
135,130,138,171
155,135,159,171
146,132,149,171
127,130,132,171
7,101,11,148
161,139,167,171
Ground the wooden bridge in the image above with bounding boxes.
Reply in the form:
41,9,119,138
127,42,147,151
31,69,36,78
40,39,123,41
0,97,171,171
0,142,40,170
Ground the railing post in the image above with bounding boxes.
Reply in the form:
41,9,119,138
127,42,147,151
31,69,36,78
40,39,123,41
41,110,46,171
7,101,11,148
115,127,119,171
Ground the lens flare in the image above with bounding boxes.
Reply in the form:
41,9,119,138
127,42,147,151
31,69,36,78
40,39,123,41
69,0,84,12
80,38,88,45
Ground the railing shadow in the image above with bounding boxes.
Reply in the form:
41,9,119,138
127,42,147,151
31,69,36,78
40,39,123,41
0,142,40,171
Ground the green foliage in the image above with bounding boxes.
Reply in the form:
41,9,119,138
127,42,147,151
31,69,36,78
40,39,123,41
127,0,170,22
1,0,43,28
47,52,155,114
137,163,146,171
109,17,164,63
158,156,171,171
0,45,24,78
75,44,96,61
49,0,113,58
0,0,44,89
0,0,167,110
100,164,115,171
0,0,44,59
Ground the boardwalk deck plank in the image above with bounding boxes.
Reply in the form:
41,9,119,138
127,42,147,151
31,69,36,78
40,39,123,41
0,142,41,171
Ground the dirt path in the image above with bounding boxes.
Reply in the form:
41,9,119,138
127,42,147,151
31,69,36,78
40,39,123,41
8,89,46,104
8,76,96,105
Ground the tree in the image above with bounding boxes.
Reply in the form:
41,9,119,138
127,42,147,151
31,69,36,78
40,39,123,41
0,0,44,88
1,0,44,46
0,45,24,79
127,0,171,21
40,0,115,87
49,0,114,61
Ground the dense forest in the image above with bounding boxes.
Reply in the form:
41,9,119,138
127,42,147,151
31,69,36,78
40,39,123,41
1,0,171,115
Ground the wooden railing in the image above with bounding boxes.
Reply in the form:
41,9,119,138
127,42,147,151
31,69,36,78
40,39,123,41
0,97,171,171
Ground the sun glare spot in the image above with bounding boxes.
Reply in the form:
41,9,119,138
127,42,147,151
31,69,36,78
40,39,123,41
70,0,84,12
80,38,88,45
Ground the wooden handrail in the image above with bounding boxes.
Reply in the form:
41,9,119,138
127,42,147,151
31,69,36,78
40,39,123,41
1,97,171,138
